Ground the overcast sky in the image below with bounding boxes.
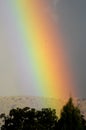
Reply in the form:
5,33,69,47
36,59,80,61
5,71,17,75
56,0,86,98
0,0,86,98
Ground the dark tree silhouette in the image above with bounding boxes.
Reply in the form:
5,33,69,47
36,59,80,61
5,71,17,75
1,97,86,130
36,108,58,130
1,107,58,130
57,97,84,130
81,114,86,130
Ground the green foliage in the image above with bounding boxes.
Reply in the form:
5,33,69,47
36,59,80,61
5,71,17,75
57,97,84,130
0,97,86,130
36,108,57,130
1,107,58,130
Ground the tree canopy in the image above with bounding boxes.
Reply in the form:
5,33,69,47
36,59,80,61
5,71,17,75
57,97,85,130
0,97,86,130
1,107,57,130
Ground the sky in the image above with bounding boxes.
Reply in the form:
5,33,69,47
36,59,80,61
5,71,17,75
56,0,86,98
0,0,86,98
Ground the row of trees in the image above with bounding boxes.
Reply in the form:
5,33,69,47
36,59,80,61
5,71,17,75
0,98,86,130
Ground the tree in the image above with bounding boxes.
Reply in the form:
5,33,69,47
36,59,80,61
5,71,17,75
36,108,58,130
1,107,58,130
57,97,84,130
81,114,86,130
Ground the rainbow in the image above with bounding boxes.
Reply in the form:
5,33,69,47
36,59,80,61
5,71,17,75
2,0,76,99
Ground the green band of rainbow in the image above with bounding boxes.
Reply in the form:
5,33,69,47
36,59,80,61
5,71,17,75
3,0,76,99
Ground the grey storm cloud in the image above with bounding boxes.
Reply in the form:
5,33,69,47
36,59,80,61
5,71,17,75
56,0,86,98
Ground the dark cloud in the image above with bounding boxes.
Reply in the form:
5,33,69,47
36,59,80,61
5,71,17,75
56,0,86,98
